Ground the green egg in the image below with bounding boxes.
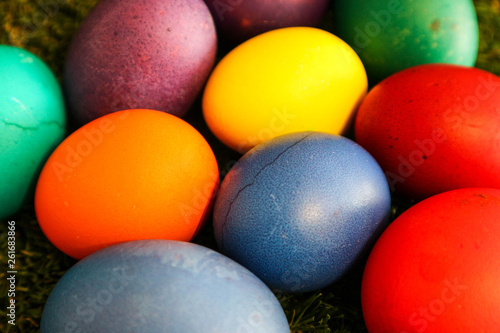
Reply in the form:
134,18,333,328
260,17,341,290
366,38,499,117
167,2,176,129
0,45,66,219
333,0,479,84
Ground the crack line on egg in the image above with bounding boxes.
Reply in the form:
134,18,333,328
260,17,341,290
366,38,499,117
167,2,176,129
1,119,65,131
219,132,313,250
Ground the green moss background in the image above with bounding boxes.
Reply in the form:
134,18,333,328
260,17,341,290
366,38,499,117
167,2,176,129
0,0,499,332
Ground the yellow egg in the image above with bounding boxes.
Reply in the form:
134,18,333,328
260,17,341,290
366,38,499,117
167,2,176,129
202,27,368,153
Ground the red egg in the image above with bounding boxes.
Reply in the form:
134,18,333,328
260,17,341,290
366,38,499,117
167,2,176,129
355,64,500,199
361,188,500,333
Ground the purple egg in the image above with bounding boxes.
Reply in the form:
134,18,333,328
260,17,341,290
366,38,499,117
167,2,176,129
204,0,330,44
64,0,217,126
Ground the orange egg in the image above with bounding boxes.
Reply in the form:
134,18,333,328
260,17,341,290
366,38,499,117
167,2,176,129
35,109,219,259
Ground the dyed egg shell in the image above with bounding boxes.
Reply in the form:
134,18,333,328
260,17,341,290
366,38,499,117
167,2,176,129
362,188,500,332
35,109,218,259
213,132,391,293
64,0,217,126
333,0,479,83
355,64,500,199
0,45,66,219
203,0,329,44
203,27,367,153
41,240,290,332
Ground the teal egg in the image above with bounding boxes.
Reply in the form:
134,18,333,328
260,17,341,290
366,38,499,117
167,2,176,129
333,0,479,84
0,45,66,219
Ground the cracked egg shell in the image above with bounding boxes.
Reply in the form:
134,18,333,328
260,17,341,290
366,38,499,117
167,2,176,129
213,131,391,293
0,45,66,219
64,0,217,126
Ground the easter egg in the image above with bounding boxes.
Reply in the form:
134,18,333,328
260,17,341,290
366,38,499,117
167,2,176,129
213,132,391,292
203,27,368,153
203,0,330,44
64,0,217,126
35,109,218,259
355,64,500,199
361,188,500,332
333,0,479,83
41,240,290,332
0,45,66,219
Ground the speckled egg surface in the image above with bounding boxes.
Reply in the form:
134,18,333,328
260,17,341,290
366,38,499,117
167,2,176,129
213,132,391,293
355,64,500,200
0,45,66,219
64,0,217,125
362,188,500,332
333,0,479,84
41,240,290,333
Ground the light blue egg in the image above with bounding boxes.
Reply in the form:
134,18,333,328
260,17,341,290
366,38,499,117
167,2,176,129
41,240,290,332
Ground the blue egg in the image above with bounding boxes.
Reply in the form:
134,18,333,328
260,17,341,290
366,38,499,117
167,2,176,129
41,240,290,332
213,132,391,293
